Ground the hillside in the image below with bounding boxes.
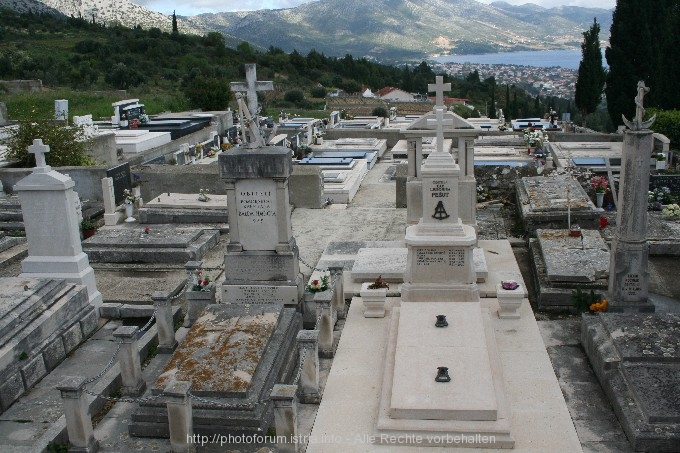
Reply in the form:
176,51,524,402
0,0,613,62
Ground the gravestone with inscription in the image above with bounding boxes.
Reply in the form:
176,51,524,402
219,145,303,307
608,81,655,312
402,107,479,302
106,162,132,205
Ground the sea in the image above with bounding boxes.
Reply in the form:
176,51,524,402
432,49,601,71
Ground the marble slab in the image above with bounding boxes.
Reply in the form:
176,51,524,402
537,229,610,283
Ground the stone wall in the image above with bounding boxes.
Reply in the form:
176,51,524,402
0,166,110,200
289,165,324,208
0,79,43,93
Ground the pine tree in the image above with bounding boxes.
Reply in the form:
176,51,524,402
575,18,606,126
172,10,178,34
486,76,497,119
505,85,511,119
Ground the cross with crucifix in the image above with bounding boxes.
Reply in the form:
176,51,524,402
428,75,451,108
28,139,50,169
427,107,454,153
230,64,274,118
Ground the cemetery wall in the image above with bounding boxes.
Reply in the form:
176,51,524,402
89,132,117,165
0,166,108,200
137,165,225,201
289,165,324,208
0,79,43,93
547,132,623,143
323,128,402,148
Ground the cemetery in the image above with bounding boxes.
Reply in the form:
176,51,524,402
0,69,679,453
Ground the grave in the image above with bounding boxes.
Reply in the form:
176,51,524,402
130,303,302,437
529,229,610,310
139,117,211,140
551,142,623,173
297,156,356,169
516,175,603,232
106,162,132,205
601,211,680,256
374,105,514,446
582,314,680,452
0,278,98,413
114,129,172,154
82,225,219,264
138,193,228,226
310,151,378,169
309,137,387,161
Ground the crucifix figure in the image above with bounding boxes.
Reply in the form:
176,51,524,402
230,64,274,119
622,80,656,130
427,107,454,153
28,139,50,168
428,75,451,108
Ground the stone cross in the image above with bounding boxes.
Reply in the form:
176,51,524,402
428,76,451,108
427,107,454,153
230,64,274,118
28,139,50,168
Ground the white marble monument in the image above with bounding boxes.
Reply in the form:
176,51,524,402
16,139,103,307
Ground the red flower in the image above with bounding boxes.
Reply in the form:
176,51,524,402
203,280,210,286
198,279,203,285
144,227,150,234
312,279,319,285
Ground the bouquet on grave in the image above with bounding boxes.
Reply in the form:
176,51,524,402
591,176,609,193
305,274,330,293
191,269,213,291
123,189,136,205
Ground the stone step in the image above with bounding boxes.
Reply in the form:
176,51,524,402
0,209,22,222
0,279,70,339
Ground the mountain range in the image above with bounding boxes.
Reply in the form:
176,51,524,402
0,0,613,62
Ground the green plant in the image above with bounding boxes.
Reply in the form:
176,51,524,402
7,229,26,237
306,274,330,293
5,120,95,168
18,351,28,360
168,158,177,165
80,218,97,230
372,106,388,117
47,441,69,453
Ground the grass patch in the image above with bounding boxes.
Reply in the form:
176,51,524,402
91,388,121,428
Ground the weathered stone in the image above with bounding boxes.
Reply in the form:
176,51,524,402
20,354,47,389
62,322,84,354
537,229,610,283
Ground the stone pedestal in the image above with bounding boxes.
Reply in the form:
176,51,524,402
271,384,299,453
113,326,146,396
16,143,102,308
164,381,192,453
152,291,178,353
57,376,99,453
296,330,320,404
608,130,655,312
184,287,216,327
360,282,387,318
315,291,337,358
402,151,479,303
496,283,524,319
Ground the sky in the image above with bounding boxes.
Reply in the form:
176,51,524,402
134,0,617,17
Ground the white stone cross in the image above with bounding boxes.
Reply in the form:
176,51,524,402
427,108,454,153
230,64,274,118
28,139,50,168
428,76,451,108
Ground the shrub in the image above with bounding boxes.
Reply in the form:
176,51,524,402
5,121,95,167
310,86,327,98
284,89,305,104
372,106,388,118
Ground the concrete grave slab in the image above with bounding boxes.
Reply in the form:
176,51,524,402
139,193,228,225
537,229,610,283
582,314,680,452
82,225,219,263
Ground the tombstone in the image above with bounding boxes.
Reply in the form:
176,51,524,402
608,81,656,312
219,142,303,307
15,139,102,307
111,99,140,125
0,102,7,126
106,162,132,205
54,99,68,121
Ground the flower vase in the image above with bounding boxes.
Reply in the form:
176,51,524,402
192,156,197,164
132,186,141,198
124,203,136,222
596,192,604,208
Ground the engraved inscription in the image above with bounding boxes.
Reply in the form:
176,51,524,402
448,249,465,266
233,286,283,304
238,190,276,224
622,273,642,297
430,180,451,198
416,248,445,266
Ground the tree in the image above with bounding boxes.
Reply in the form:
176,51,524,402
182,76,231,110
485,76,497,119
172,10,178,33
372,106,388,117
575,18,606,126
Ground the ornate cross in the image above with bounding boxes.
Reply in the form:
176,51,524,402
230,64,274,117
622,80,655,130
427,107,454,153
428,76,451,108
28,139,50,168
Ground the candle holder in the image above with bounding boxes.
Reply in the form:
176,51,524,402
435,367,451,383
435,315,448,327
